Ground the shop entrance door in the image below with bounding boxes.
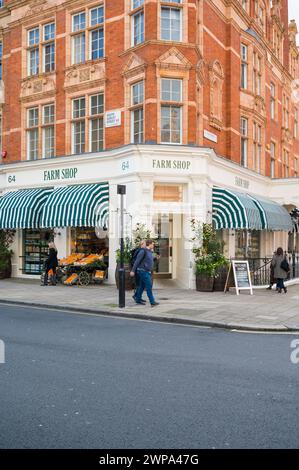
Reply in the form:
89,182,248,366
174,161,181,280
153,214,173,279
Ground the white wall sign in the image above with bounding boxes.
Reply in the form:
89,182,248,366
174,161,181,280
105,110,121,128
204,130,218,143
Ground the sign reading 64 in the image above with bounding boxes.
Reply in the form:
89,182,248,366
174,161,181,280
7,175,16,184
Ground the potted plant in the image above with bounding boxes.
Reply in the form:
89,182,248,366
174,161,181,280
115,237,134,290
0,230,15,280
191,220,228,292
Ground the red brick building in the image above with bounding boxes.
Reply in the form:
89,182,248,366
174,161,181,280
0,0,298,287
0,0,298,176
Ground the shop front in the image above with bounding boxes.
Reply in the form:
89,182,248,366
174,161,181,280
0,145,297,288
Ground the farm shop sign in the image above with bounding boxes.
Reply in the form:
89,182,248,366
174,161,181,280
43,167,78,182
152,159,191,171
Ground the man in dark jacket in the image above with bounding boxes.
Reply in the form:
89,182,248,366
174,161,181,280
130,239,159,307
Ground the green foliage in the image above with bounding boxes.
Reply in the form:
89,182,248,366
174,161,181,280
0,230,15,274
191,220,228,277
132,223,154,247
116,237,133,264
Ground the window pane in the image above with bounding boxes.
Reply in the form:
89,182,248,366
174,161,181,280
28,108,39,127
131,108,144,143
133,11,144,45
91,28,104,60
90,118,103,152
161,7,181,41
90,6,104,26
73,98,86,119
44,23,55,41
43,104,55,124
132,81,144,105
72,33,85,64
28,129,39,160
132,0,144,8
28,28,40,46
161,79,182,101
43,42,55,72
73,121,85,154
90,94,104,115
29,48,39,75
72,12,86,32
43,126,54,158
161,105,181,143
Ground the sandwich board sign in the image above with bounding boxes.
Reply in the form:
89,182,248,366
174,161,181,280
224,260,253,295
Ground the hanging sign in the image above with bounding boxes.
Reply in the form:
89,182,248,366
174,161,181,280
224,260,253,295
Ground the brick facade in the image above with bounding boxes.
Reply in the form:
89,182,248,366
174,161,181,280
0,0,298,178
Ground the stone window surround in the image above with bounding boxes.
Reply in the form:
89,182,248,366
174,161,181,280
123,69,145,145
157,0,188,44
240,37,265,100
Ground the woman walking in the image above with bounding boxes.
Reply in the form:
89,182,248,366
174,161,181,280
42,242,58,286
271,247,289,294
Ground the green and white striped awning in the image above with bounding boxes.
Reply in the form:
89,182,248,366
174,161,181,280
212,187,263,230
41,183,109,229
0,188,52,229
212,187,293,231
248,195,293,232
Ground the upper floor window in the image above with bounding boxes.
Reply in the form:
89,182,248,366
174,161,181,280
253,122,262,173
71,5,104,65
240,117,248,167
71,93,104,154
255,1,265,31
240,0,249,12
270,83,276,120
130,81,144,143
295,109,298,140
270,142,276,178
161,1,182,42
253,52,262,96
161,78,182,144
26,103,55,160
27,22,55,76
283,94,290,130
0,1,4,8
131,1,144,46
283,149,289,178
0,42,2,80
240,44,248,89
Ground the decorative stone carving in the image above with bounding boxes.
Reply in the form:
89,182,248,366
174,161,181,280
209,60,224,128
24,0,47,17
155,47,192,71
64,62,105,90
122,53,146,78
196,59,207,86
20,73,56,101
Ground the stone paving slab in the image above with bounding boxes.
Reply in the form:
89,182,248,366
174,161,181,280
0,278,299,331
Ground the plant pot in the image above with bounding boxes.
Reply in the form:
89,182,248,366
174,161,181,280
0,256,12,279
213,265,229,292
196,273,214,292
115,263,135,290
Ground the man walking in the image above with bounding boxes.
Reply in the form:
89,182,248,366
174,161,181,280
130,239,159,307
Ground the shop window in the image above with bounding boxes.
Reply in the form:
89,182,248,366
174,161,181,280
23,229,53,275
235,230,260,259
160,78,182,144
71,227,109,263
130,81,144,143
160,1,182,42
27,22,55,77
71,5,104,65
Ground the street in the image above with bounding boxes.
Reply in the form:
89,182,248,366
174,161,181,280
0,304,299,449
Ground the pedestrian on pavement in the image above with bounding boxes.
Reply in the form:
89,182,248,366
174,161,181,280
130,239,159,307
131,240,146,302
267,252,277,290
42,242,58,286
271,247,289,294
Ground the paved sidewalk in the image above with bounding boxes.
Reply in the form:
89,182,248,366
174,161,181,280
1,278,299,331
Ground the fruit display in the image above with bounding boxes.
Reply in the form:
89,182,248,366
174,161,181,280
73,254,104,266
59,253,85,266
64,273,79,285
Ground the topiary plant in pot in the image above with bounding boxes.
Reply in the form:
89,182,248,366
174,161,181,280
0,230,15,279
191,220,228,292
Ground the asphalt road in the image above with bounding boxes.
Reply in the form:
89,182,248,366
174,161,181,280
0,304,299,449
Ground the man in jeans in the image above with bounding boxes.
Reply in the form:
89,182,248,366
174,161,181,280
130,239,159,307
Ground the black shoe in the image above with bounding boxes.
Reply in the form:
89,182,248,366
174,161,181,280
133,295,146,304
284,288,287,294
135,300,146,305
151,302,160,307
267,286,272,290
